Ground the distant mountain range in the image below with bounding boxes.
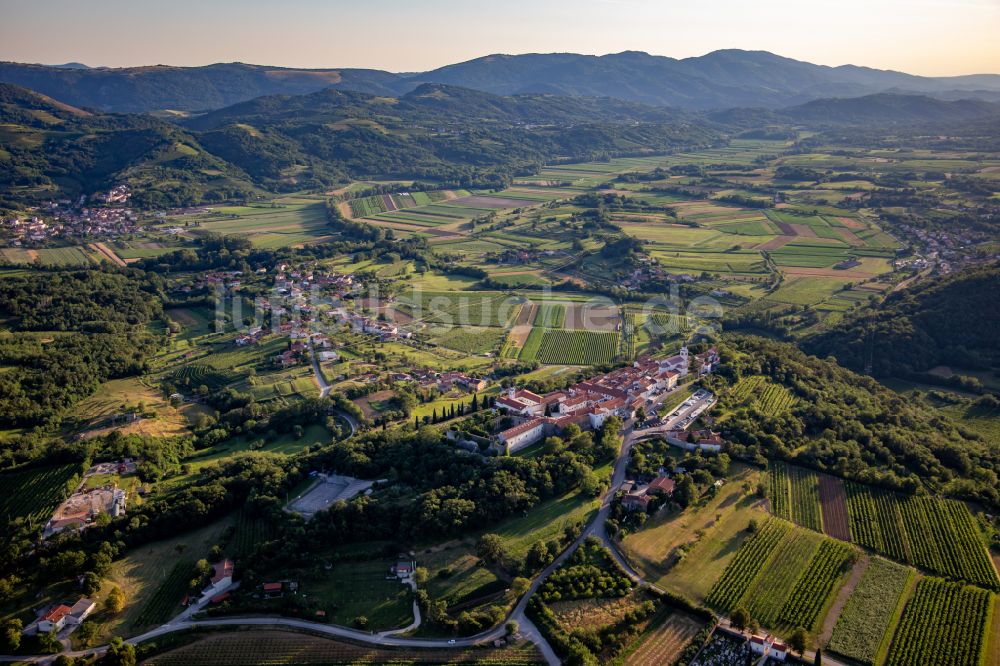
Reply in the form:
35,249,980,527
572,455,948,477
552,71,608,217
2,50,1000,113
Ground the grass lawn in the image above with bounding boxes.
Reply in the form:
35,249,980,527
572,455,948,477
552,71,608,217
622,464,765,603
493,486,603,559
419,544,504,609
93,515,236,643
73,376,195,438
304,559,413,630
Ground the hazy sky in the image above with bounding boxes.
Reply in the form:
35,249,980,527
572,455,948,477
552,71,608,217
1,0,998,76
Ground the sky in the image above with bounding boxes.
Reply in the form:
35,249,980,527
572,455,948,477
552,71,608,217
1,0,999,76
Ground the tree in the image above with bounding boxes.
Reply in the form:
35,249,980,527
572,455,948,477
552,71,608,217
354,615,369,629
511,577,531,597
506,620,519,636
476,533,508,566
105,586,126,614
730,607,750,631
54,656,77,666
788,626,808,655
80,571,102,595
103,637,136,666
2,618,21,651
814,647,823,665
414,566,429,586
634,406,646,422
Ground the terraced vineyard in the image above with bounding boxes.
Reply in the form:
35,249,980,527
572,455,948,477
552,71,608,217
625,611,705,666
768,461,791,520
828,557,914,665
886,578,993,666
534,330,620,365
778,539,855,630
789,465,822,532
706,518,791,611
742,527,821,625
846,483,999,590
621,311,638,359
0,464,79,523
727,375,795,414
133,559,195,627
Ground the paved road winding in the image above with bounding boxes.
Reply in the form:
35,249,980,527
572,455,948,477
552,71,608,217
0,384,694,665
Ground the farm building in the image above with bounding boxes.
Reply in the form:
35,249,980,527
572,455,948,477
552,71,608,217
38,605,72,633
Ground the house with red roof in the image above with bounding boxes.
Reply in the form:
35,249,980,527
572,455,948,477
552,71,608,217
38,605,72,633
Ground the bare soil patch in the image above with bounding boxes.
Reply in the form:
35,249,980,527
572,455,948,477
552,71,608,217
819,554,870,646
354,389,397,419
564,303,619,332
516,302,538,327
833,227,865,247
819,474,851,541
452,195,537,209
757,235,794,251
789,223,818,238
837,216,866,229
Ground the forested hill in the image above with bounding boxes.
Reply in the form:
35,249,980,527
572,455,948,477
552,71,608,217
184,83,691,131
0,61,402,113
0,82,719,208
712,336,1000,508
802,264,1000,380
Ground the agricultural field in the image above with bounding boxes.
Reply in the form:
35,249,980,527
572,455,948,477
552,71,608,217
533,330,619,365
726,375,795,414
534,302,565,328
788,464,822,532
168,198,333,248
705,518,791,612
768,461,791,521
429,325,507,354
777,539,855,630
623,610,705,666
707,517,857,634
143,629,545,665
845,483,999,590
739,526,822,626
420,544,504,611
623,464,764,601
0,463,79,523
828,557,914,665
133,559,195,627
399,290,519,328
302,559,413,631
0,245,101,266
885,577,993,666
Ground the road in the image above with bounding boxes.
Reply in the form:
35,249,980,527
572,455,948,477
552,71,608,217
308,342,358,436
0,383,718,666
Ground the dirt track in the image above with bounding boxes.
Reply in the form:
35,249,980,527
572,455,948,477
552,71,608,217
90,242,127,267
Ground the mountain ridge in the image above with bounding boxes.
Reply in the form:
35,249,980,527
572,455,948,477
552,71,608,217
2,49,999,113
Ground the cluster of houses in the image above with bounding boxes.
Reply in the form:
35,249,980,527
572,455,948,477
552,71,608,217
22,598,96,636
485,248,560,265
622,263,668,290
2,187,140,245
218,263,414,349
492,346,719,454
